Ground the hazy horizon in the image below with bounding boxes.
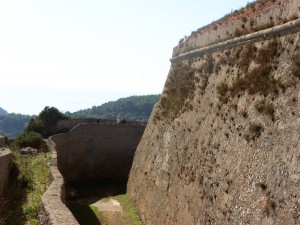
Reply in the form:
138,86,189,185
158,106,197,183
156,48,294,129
0,0,251,115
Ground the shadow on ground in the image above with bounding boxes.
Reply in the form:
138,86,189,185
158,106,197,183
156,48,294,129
66,179,127,225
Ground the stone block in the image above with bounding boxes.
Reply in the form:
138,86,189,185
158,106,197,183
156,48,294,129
0,148,13,197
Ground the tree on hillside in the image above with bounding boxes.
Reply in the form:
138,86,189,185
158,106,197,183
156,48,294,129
25,106,69,138
0,113,32,139
67,94,160,120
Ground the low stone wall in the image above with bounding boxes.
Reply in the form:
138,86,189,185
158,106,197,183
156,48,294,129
39,139,79,225
0,148,12,197
51,123,145,182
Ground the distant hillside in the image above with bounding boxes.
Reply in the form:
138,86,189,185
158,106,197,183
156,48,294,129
0,113,32,139
0,107,8,116
67,95,161,120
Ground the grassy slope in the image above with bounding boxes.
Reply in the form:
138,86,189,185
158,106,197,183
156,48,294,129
0,147,50,225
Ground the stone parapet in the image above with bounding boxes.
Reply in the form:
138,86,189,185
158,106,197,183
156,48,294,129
171,17,300,62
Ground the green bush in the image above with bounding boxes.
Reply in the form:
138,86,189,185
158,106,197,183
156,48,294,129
14,131,47,150
25,106,69,138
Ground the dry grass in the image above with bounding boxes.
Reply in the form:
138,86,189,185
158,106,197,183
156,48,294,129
245,123,264,142
160,61,196,120
291,52,300,78
218,40,285,100
254,100,275,120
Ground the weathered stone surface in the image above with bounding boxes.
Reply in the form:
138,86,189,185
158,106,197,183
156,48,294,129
128,1,300,224
0,148,12,197
51,123,145,182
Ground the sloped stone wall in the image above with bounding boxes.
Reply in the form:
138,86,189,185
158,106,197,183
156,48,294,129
128,1,300,224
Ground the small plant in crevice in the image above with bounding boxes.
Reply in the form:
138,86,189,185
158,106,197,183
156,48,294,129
291,52,300,78
254,100,275,120
238,43,256,72
255,40,278,65
216,82,229,104
230,41,284,98
244,123,264,142
256,182,267,191
203,54,215,74
264,198,277,217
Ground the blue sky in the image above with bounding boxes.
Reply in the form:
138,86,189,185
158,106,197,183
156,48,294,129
0,0,251,115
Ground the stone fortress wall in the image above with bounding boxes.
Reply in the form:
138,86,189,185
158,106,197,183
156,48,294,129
39,1,300,224
128,0,300,224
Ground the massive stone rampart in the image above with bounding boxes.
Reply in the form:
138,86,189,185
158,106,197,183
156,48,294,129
0,148,12,197
128,1,300,224
51,123,145,182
